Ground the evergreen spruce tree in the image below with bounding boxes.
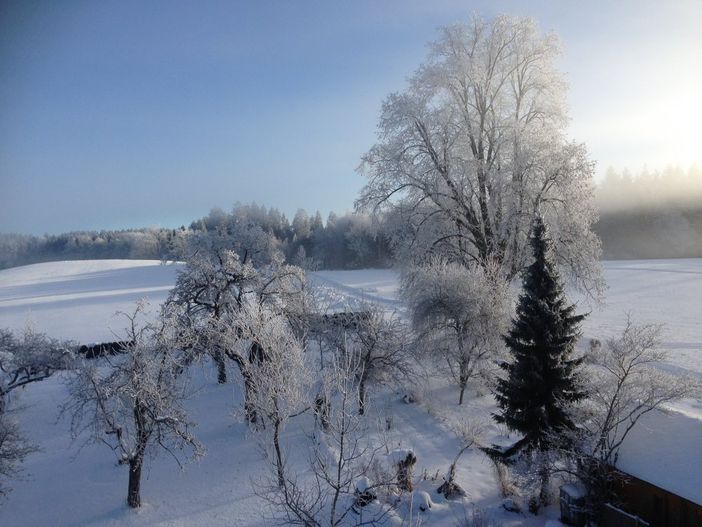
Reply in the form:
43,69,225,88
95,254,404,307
495,216,587,454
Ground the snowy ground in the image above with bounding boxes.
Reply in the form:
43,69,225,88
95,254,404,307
0,259,700,526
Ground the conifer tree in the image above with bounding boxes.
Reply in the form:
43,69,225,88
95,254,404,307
495,216,586,454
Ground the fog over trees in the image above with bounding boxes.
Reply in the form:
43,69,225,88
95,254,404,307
1,165,700,271
594,165,702,259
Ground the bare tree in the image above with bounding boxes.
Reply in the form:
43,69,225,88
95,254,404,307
259,354,395,526
357,15,602,296
401,258,510,404
62,304,204,508
337,308,415,415
0,327,72,414
585,318,698,465
0,327,71,495
237,304,311,487
559,317,699,518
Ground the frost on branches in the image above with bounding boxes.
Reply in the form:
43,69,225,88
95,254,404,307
401,258,510,404
0,327,72,495
357,15,602,296
165,233,307,423
563,318,700,518
62,304,204,508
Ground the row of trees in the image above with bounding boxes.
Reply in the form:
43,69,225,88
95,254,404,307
0,206,392,271
189,205,392,270
3,164,699,272
0,229,185,270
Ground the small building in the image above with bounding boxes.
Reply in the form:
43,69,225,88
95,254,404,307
563,407,702,527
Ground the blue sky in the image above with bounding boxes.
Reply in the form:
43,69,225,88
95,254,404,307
1,0,700,234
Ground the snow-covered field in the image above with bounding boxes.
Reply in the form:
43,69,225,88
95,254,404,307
0,259,700,526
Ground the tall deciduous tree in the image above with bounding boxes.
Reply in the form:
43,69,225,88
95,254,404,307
357,15,602,295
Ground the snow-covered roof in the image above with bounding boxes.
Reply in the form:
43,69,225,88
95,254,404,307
616,406,702,505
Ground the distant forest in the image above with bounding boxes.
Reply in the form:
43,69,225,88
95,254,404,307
595,166,702,259
1,167,700,270
0,205,391,270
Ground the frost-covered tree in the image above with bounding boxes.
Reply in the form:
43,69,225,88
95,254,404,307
166,236,305,373
333,308,414,415
167,245,259,383
236,304,311,487
357,15,602,295
0,328,72,413
401,258,510,404
552,319,700,519
63,304,203,508
493,217,586,506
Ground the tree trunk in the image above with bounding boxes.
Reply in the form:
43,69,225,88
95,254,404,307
127,455,143,508
129,398,149,508
538,464,550,506
243,371,258,424
457,345,470,405
214,351,227,384
273,418,284,488
358,377,367,415
458,381,467,406
315,394,330,431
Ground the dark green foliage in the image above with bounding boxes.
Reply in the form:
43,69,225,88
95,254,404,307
494,216,586,452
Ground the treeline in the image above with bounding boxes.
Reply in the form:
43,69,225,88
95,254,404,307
594,166,702,259
0,228,186,270
190,204,391,269
0,204,392,270
2,167,701,270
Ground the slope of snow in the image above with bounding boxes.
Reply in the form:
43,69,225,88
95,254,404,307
581,258,702,382
0,258,700,526
0,260,182,342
